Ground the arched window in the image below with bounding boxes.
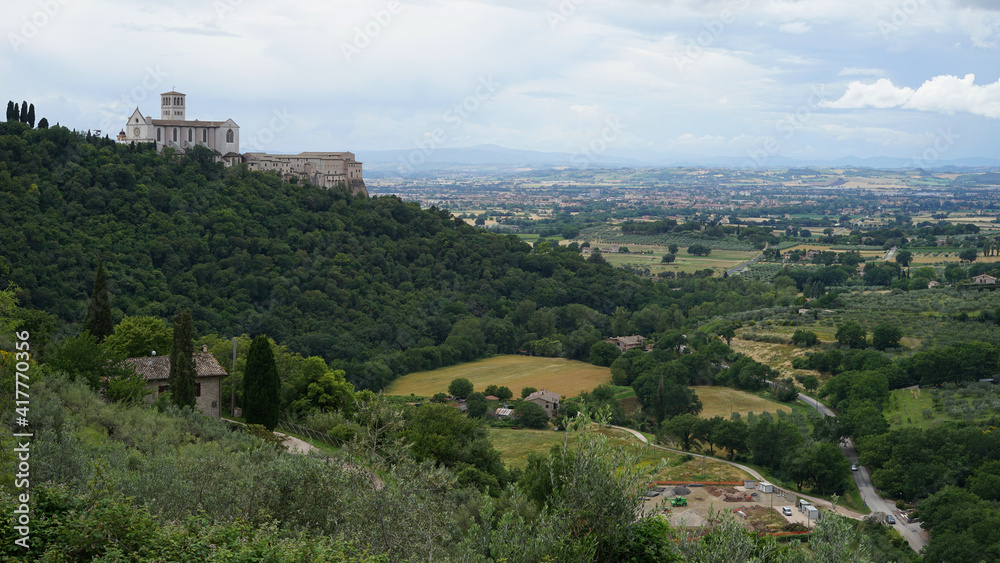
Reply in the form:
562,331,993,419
156,128,161,142
202,129,207,143
188,129,193,142
226,129,234,143
173,128,178,142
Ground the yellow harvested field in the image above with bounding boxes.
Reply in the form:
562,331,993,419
385,355,611,398
693,386,792,419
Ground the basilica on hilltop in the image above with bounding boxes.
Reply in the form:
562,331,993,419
118,91,366,196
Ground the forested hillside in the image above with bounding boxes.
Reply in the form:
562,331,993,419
0,121,790,389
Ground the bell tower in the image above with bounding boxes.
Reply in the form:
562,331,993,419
160,91,186,120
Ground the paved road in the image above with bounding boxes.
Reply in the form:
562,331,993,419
885,246,897,261
615,397,927,554
793,394,926,553
726,244,768,276
610,425,861,520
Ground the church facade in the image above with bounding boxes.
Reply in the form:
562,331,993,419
118,91,365,195
119,91,243,166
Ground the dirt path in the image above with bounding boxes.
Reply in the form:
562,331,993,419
222,418,318,455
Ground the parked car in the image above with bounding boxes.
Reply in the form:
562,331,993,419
887,515,896,525
851,464,858,471
782,507,793,516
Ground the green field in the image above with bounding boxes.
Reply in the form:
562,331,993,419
489,427,749,481
886,384,1000,430
694,386,793,419
886,387,935,430
601,246,758,275
385,355,611,398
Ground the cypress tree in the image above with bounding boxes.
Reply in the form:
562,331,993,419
5,101,13,121
11,102,18,122
82,259,113,342
168,308,196,409
20,101,28,124
27,104,35,128
244,334,280,430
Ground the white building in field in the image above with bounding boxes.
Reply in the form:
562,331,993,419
118,91,365,195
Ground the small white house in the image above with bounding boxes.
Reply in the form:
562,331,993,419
758,482,774,493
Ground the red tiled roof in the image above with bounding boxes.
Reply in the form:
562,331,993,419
123,348,227,381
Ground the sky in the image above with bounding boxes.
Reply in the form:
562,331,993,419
3,0,999,167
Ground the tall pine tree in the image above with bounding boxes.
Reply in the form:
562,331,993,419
27,104,35,128
168,308,196,409
82,259,113,342
19,101,28,124
5,101,13,121
244,334,280,430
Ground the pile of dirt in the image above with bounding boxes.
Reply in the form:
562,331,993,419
672,486,691,496
723,491,753,502
706,486,752,502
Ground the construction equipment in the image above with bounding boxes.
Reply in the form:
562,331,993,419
670,496,688,507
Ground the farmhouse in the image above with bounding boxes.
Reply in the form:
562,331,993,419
972,274,997,284
606,335,647,353
122,345,227,418
525,389,561,418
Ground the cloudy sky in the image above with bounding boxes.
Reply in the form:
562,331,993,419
3,0,999,165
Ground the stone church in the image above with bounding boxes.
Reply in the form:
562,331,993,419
118,91,366,195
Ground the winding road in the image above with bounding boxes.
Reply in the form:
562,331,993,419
615,391,929,554
796,394,926,552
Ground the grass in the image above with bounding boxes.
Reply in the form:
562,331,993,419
600,246,758,274
488,426,750,481
886,388,935,430
385,355,611,398
694,386,793,419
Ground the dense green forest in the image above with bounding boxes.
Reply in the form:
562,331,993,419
0,120,792,390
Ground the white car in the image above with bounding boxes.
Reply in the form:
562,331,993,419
782,507,793,516
851,464,858,471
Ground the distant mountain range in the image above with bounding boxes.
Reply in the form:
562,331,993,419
356,144,1000,173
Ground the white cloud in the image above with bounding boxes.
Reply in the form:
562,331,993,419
779,21,811,34
822,78,915,109
838,67,886,77
822,74,1000,118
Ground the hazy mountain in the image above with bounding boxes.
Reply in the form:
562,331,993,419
358,144,1000,172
